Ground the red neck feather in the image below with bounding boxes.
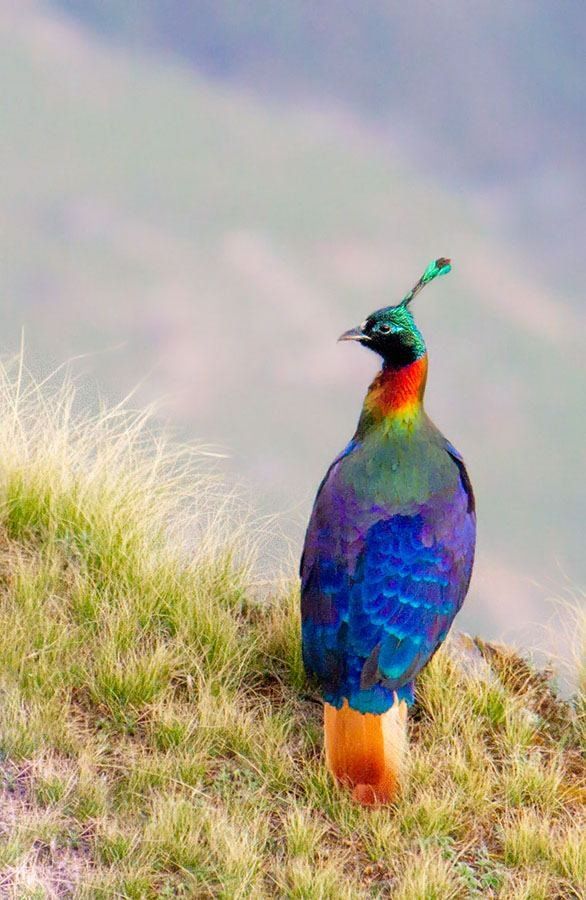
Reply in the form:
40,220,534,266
364,355,428,423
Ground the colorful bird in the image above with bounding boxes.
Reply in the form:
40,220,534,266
300,259,476,805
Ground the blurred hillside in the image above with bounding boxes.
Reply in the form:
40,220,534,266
1,1,585,648
49,0,586,286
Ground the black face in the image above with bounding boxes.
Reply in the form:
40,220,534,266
339,303,427,369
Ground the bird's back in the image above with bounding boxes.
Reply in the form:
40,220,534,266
301,413,476,714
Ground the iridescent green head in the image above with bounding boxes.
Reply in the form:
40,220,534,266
339,258,451,369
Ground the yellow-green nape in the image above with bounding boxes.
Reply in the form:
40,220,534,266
400,256,452,307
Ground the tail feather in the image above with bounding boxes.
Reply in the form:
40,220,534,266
324,698,407,806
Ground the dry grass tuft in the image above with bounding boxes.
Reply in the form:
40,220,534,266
0,363,584,898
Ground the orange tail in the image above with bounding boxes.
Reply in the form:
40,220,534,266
324,698,407,806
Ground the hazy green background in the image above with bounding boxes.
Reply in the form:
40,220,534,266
1,1,585,655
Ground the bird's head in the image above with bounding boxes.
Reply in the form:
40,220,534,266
339,258,451,369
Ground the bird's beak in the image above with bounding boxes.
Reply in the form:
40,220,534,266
338,326,368,343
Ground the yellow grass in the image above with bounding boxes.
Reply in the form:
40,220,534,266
0,362,584,898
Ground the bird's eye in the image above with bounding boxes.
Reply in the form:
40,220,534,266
377,323,391,334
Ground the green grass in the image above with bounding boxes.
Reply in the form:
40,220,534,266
3,2,586,624
0,364,584,899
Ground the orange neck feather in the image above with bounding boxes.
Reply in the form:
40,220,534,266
363,355,428,425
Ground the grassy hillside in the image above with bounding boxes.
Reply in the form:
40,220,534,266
1,2,586,649
0,367,584,898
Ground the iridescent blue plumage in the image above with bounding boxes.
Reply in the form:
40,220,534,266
301,262,476,717
301,432,475,713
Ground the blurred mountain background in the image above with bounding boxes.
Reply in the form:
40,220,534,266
1,0,585,653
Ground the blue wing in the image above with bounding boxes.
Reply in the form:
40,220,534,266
301,443,475,714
